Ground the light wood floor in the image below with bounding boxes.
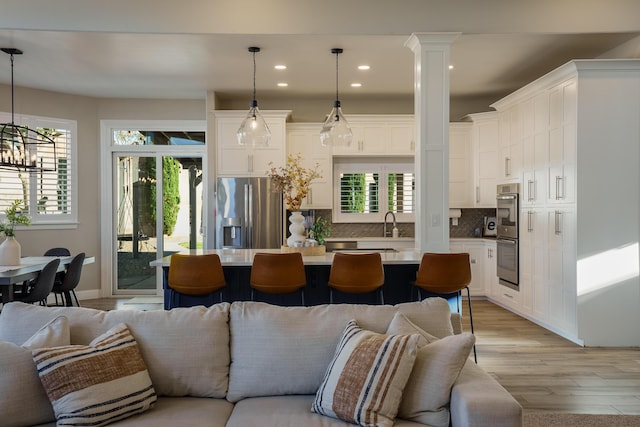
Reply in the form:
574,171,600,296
80,297,640,415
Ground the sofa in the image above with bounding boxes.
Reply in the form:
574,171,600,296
0,298,522,427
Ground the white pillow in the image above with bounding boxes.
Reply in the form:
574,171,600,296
312,319,419,427
33,323,157,427
386,312,475,427
0,316,70,427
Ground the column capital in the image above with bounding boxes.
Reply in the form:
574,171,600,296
404,32,460,52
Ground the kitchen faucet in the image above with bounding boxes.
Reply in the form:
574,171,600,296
383,211,397,238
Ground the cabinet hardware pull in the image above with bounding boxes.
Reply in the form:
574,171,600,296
528,179,535,201
555,210,562,235
504,293,513,299
475,186,480,203
528,211,534,232
505,157,510,176
555,175,563,200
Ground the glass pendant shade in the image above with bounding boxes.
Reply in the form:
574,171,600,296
320,100,352,147
237,99,271,147
237,46,270,147
320,48,352,147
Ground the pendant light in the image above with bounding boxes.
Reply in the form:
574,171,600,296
237,47,270,147
320,48,352,147
0,48,56,171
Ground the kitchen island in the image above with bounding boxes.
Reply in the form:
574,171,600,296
151,249,425,308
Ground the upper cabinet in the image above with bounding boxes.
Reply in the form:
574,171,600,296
286,123,333,209
215,110,291,177
468,112,499,208
330,115,415,156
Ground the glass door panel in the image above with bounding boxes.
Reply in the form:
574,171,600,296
115,156,157,292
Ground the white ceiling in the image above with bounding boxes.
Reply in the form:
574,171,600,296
1,0,639,119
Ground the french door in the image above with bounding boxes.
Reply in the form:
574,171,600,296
102,122,206,296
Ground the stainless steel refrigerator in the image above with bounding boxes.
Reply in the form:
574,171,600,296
215,177,283,249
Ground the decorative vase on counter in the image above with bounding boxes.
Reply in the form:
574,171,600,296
287,211,306,247
0,236,21,266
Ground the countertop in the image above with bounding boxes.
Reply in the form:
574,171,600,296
150,248,423,267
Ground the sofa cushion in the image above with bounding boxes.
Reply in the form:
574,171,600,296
226,395,427,427
0,302,230,398
386,312,475,427
33,323,157,427
0,317,70,427
227,299,452,402
311,320,419,427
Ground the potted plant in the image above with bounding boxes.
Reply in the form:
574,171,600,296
0,199,31,265
309,217,330,246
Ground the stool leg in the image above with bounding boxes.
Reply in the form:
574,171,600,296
465,286,477,363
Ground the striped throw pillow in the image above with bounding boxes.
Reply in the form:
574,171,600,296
32,323,157,426
311,320,419,427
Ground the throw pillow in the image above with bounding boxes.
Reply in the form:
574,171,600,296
32,323,157,427
0,316,71,427
21,315,70,349
311,319,419,427
386,312,475,427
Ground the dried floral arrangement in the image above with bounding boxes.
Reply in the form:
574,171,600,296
267,153,321,211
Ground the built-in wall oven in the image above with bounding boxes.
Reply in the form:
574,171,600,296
496,183,520,290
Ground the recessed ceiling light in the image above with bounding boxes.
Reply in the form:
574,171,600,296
351,83,362,87
274,65,287,70
277,82,288,87
358,65,370,70
449,65,454,70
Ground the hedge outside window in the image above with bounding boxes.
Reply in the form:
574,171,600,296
333,158,414,223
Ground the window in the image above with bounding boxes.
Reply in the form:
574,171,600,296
333,158,414,223
0,113,76,226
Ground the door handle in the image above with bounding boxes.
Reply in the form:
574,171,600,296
555,210,562,235
527,211,534,232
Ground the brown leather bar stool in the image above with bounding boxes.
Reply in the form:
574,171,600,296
412,252,477,362
328,252,385,305
250,252,307,305
168,254,226,308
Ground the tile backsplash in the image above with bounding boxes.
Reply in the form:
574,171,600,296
310,208,496,239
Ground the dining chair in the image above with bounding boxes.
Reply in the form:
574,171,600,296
167,254,226,308
328,252,385,304
43,247,71,256
13,258,61,306
249,252,307,305
412,252,477,362
51,252,85,307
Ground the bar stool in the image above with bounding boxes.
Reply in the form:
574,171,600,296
328,252,385,305
168,254,226,308
412,252,477,362
250,252,307,305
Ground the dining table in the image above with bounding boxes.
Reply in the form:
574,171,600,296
0,255,95,304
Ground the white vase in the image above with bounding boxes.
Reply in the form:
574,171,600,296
286,211,306,247
0,236,21,266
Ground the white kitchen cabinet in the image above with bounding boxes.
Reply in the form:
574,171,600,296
498,105,523,183
545,207,577,337
286,124,332,209
521,93,549,206
216,110,290,177
331,115,415,156
387,121,416,155
450,239,488,297
547,78,576,205
449,123,472,208
490,60,640,346
468,112,499,208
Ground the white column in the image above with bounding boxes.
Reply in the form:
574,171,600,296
405,33,459,253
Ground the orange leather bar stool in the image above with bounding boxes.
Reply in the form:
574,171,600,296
250,252,307,305
168,254,226,308
413,252,477,362
328,252,385,305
